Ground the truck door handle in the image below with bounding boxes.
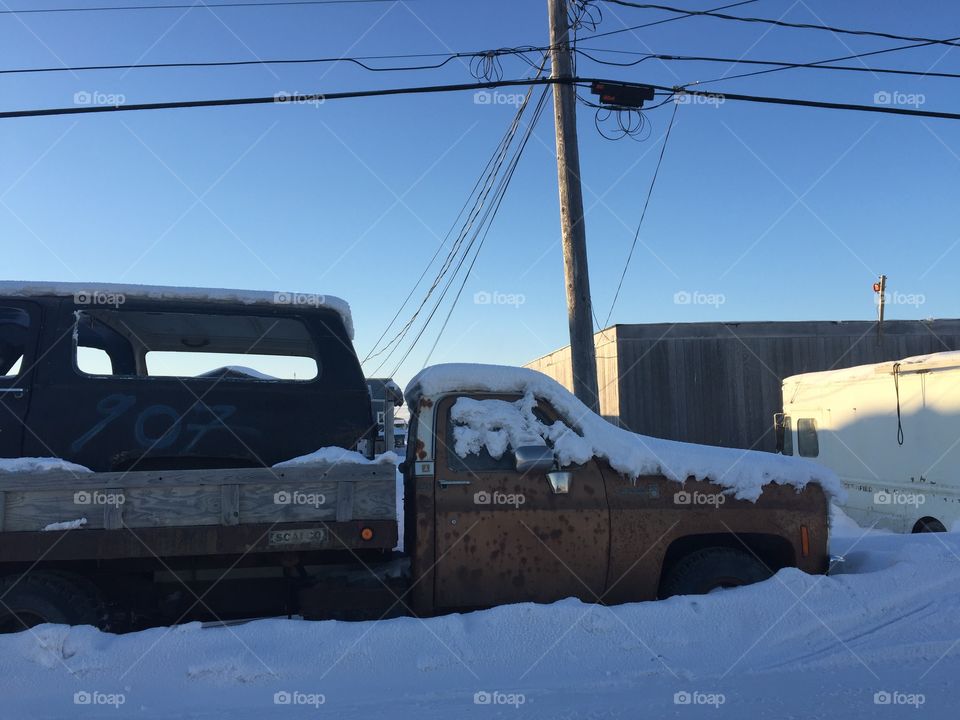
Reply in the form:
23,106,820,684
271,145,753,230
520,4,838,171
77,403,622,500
438,479,471,488
0,388,25,399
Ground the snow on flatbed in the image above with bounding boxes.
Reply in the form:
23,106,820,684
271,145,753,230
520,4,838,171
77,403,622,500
409,363,843,502
1,514,958,718
0,457,91,474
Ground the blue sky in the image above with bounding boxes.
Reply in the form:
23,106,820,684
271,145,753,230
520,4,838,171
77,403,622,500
2,0,959,388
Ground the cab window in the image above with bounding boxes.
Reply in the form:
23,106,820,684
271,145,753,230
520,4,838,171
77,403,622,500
797,418,819,457
444,396,552,474
74,309,319,381
0,306,31,377
782,416,793,456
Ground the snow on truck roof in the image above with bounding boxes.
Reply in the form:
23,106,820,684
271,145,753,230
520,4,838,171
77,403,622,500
0,281,354,339
784,350,960,387
407,363,842,502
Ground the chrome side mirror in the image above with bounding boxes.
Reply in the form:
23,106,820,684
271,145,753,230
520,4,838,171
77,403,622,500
515,445,555,473
547,471,572,494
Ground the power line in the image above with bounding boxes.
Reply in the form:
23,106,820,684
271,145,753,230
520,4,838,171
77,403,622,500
0,78,567,120
585,0,759,41
366,60,550,372
603,99,677,327
0,0,408,15
420,85,552,369
574,47,960,81
601,1,960,49
7,76,960,122
680,37,960,87
0,47,547,76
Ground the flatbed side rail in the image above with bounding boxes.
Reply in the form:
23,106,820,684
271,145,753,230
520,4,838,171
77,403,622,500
0,463,397,533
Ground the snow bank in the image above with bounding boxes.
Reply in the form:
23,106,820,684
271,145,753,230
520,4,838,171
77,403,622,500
273,447,400,469
0,457,91,474
0,281,355,339
1,532,959,718
409,364,843,502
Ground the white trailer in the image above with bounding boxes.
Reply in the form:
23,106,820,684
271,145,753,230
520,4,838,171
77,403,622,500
778,351,960,533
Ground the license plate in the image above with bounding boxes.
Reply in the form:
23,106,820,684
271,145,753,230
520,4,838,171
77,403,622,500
268,527,328,547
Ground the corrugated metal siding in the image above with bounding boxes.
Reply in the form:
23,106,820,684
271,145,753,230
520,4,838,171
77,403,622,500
526,320,960,452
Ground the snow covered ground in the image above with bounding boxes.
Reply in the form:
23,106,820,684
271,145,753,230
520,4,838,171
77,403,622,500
1,509,958,718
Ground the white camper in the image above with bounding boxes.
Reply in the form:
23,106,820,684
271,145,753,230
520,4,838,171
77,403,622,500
778,351,960,533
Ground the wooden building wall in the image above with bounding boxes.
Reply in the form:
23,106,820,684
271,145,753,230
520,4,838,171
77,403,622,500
526,320,960,453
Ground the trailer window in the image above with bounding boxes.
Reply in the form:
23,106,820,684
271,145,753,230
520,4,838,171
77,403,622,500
797,418,819,457
0,306,31,377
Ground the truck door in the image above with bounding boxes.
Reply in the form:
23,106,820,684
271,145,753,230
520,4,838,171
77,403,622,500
432,394,609,610
0,301,40,458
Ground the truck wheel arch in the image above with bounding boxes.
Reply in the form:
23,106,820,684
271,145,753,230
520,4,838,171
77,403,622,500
657,533,795,598
912,517,947,533
0,570,104,633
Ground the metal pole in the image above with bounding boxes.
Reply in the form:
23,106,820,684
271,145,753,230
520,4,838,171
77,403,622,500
548,0,600,412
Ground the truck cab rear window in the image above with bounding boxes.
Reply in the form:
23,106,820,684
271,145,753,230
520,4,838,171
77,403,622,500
74,309,319,381
797,418,819,457
0,306,30,377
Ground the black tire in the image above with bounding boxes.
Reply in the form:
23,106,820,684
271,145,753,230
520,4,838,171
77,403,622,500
660,547,773,598
914,518,947,533
0,571,103,634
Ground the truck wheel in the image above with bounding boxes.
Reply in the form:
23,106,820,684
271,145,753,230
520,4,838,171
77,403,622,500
660,547,772,598
913,518,947,533
0,571,103,633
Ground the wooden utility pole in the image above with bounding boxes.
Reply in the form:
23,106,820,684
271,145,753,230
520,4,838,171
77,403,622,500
547,0,600,412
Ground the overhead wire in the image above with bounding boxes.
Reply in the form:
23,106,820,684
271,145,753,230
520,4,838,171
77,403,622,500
573,47,960,81
0,47,549,76
419,85,552,370
0,0,413,15
600,1,960,50
602,99,678,326
365,59,550,374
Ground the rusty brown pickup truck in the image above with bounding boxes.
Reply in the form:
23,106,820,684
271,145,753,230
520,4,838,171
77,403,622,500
0,283,829,632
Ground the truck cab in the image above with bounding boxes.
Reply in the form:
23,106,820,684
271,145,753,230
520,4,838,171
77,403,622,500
0,282,374,471
402,373,830,615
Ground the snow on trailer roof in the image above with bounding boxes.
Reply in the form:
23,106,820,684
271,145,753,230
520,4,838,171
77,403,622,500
407,363,843,502
783,350,960,387
0,281,355,339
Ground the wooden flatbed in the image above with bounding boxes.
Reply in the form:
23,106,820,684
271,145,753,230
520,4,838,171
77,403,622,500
0,463,398,563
